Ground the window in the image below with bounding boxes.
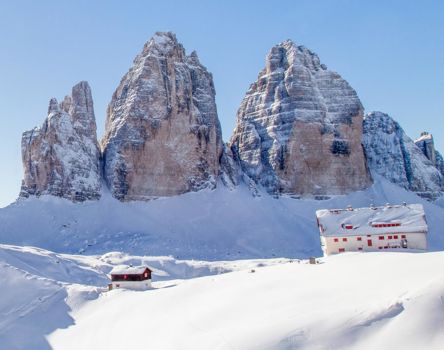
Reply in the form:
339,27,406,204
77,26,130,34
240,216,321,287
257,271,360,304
379,236,384,240
388,236,393,240
334,238,339,242
394,235,398,239
342,238,348,242
379,247,383,249
111,274,144,282
401,235,406,239
358,247,363,251
338,248,345,253
357,237,362,241
372,222,401,228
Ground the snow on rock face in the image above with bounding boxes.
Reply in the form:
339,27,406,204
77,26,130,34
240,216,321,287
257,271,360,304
436,151,444,178
230,40,371,196
363,112,444,200
415,132,437,166
415,131,444,178
20,81,101,202
102,32,224,201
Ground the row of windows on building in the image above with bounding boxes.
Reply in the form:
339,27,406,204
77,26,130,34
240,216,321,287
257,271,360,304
338,244,406,253
332,234,407,243
341,223,402,230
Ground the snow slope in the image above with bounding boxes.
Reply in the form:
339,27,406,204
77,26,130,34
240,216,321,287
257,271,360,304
1,240,443,349
1,178,444,260
0,244,291,349
434,195,444,208
1,178,444,349
48,252,444,350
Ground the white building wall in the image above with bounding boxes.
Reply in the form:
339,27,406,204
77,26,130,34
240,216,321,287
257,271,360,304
111,280,152,290
321,232,427,256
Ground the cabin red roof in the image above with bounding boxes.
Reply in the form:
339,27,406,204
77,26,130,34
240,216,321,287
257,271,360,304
110,265,152,275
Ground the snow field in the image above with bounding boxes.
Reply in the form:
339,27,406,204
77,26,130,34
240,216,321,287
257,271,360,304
1,178,444,348
48,252,444,350
1,177,444,260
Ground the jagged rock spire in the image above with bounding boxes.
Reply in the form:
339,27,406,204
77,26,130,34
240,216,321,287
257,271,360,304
20,81,101,201
102,32,224,200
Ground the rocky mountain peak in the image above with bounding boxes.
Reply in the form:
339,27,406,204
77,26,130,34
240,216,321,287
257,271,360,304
140,31,185,59
102,32,224,200
414,131,444,182
230,40,371,196
20,81,101,202
363,111,443,200
270,40,325,73
415,132,437,166
48,98,60,114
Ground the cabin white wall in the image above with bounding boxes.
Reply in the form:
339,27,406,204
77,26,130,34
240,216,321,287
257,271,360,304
111,280,152,290
321,233,427,256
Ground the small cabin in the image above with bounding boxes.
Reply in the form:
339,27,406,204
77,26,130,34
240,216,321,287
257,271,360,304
316,203,428,256
109,265,152,290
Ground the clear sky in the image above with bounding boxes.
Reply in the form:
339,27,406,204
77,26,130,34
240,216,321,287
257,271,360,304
1,0,443,207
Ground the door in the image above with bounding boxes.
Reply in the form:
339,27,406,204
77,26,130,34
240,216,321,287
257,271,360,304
367,239,373,247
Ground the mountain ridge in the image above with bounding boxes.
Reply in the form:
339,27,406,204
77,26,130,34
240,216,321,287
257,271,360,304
16,32,444,204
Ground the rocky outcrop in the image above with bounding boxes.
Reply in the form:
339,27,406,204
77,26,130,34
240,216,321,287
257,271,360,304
230,40,372,196
20,81,101,201
102,32,224,200
363,112,444,199
415,132,444,177
436,151,444,178
415,132,437,166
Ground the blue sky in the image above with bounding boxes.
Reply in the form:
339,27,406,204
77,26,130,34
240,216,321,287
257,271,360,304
1,0,443,207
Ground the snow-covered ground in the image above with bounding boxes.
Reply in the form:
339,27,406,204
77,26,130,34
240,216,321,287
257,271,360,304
0,244,291,349
1,244,443,350
49,251,444,350
1,178,444,260
1,178,444,349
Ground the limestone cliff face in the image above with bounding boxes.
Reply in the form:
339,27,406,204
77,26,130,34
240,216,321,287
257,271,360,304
102,32,224,200
415,132,437,166
230,40,372,196
415,131,444,186
363,112,444,199
21,81,101,201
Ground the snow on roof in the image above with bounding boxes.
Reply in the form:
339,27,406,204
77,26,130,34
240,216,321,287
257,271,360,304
110,265,151,275
316,204,428,237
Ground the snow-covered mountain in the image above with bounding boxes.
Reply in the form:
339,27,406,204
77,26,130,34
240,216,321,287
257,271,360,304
20,81,101,202
230,40,371,196
4,32,444,349
102,32,226,200
15,33,444,204
363,112,444,200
